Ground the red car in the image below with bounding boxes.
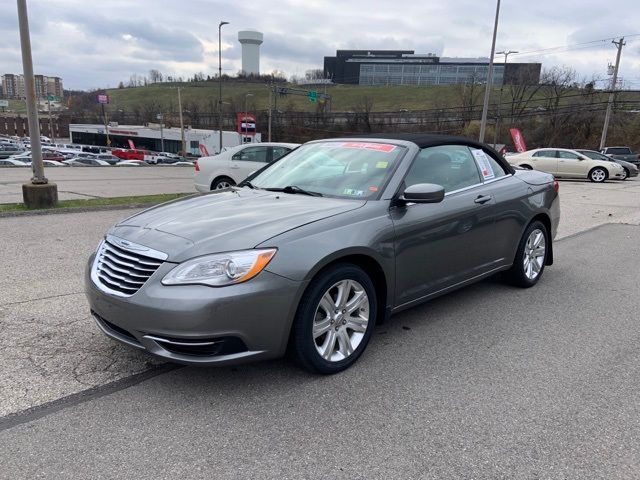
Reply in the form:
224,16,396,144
112,149,150,160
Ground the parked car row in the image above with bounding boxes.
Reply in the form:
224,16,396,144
506,147,637,182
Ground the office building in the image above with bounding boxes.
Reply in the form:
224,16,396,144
324,50,541,86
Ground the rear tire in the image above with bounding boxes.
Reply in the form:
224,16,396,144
291,264,377,374
505,221,549,288
588,167,607,183
211,176,235,190
520,164,533,170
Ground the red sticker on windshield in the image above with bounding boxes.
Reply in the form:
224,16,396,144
340,142,397,153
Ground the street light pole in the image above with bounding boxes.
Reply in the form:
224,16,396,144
244,93,253,142
218,21,229,153
479,0,501,143
177,87,185,154
17,0,57,207
492,49,517,147
17,0,44,184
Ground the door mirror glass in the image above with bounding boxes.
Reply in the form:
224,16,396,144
400,183,445,203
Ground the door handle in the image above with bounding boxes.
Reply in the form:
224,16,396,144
474,195,492,204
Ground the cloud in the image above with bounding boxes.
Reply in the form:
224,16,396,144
0,0,638,89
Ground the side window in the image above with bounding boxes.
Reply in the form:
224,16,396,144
469,148,507,180
271,147,291,162
404,145,482,193
233,146,269,162
558,151,580,160
533,150,557,158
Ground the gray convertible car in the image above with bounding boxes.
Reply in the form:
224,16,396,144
86,134,560,374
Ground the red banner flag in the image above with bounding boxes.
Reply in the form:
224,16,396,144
127,139,135,149
510,128,527,153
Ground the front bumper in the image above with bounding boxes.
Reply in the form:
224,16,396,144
85,255,305,365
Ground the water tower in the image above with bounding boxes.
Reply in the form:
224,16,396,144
238,30,263,75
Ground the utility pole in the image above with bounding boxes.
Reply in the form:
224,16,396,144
492,49,517,147
267,83,273,142
599,38,625,150
17,0,57,207
177,86,186,155
479,0,501,143
218,21,229,153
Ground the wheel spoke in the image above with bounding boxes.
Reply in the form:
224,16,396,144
346,316,368,333
320,330,337,360
336,329,353,357
313,317,333,339
533,232,543,248
335,280,351,309
319,292,336,313
345,290,367,314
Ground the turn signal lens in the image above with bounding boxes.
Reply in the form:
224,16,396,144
553,180,559,192
194,161,200,172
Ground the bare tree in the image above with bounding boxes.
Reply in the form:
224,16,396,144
149,69,164,83
538,66,577,145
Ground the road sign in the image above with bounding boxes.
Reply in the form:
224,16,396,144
308,91,317,103
97,94,109,104
0,100,8,108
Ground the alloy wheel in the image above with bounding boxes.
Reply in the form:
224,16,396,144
312,279,370,362
590,168,606,182
523,228,546,280
215,181,232,189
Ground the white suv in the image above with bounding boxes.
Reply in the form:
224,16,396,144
194,142,299,191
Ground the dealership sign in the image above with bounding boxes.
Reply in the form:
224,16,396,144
236,113,256,135
97,94,109,104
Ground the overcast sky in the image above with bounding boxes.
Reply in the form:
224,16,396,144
1,0,639,90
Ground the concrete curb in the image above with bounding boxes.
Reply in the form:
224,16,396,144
0,202,156,218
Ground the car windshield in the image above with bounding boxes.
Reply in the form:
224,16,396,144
250,141,405,199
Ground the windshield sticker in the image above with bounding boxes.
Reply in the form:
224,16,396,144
368,186,379,192
471,149,495,180
375,161,389,169
339,142,397,153
343,188,365,196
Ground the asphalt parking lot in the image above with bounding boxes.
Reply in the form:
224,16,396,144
0,166,194,204
1,177,639,478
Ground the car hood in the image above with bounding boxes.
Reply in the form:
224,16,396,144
109,189,366,261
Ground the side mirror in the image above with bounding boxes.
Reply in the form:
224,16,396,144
399,183,445,204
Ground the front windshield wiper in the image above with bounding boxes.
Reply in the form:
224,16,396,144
265,185,323,197
238,181,256,189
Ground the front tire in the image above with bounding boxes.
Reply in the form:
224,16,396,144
621,168,629,180
589,167,607,183
291,264,377,374
505,221,549,288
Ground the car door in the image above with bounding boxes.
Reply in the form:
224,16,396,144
230,146,270,182
391,145,497,307
530,150,559,174
556,150,586,178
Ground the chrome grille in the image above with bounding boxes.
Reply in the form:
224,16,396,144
91,235,168,297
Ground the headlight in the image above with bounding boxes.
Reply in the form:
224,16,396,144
162,249,276,287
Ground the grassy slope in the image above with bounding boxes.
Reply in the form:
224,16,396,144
104,82,466,113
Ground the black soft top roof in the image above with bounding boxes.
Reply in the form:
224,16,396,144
340,133,515,173
352,133,490,150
